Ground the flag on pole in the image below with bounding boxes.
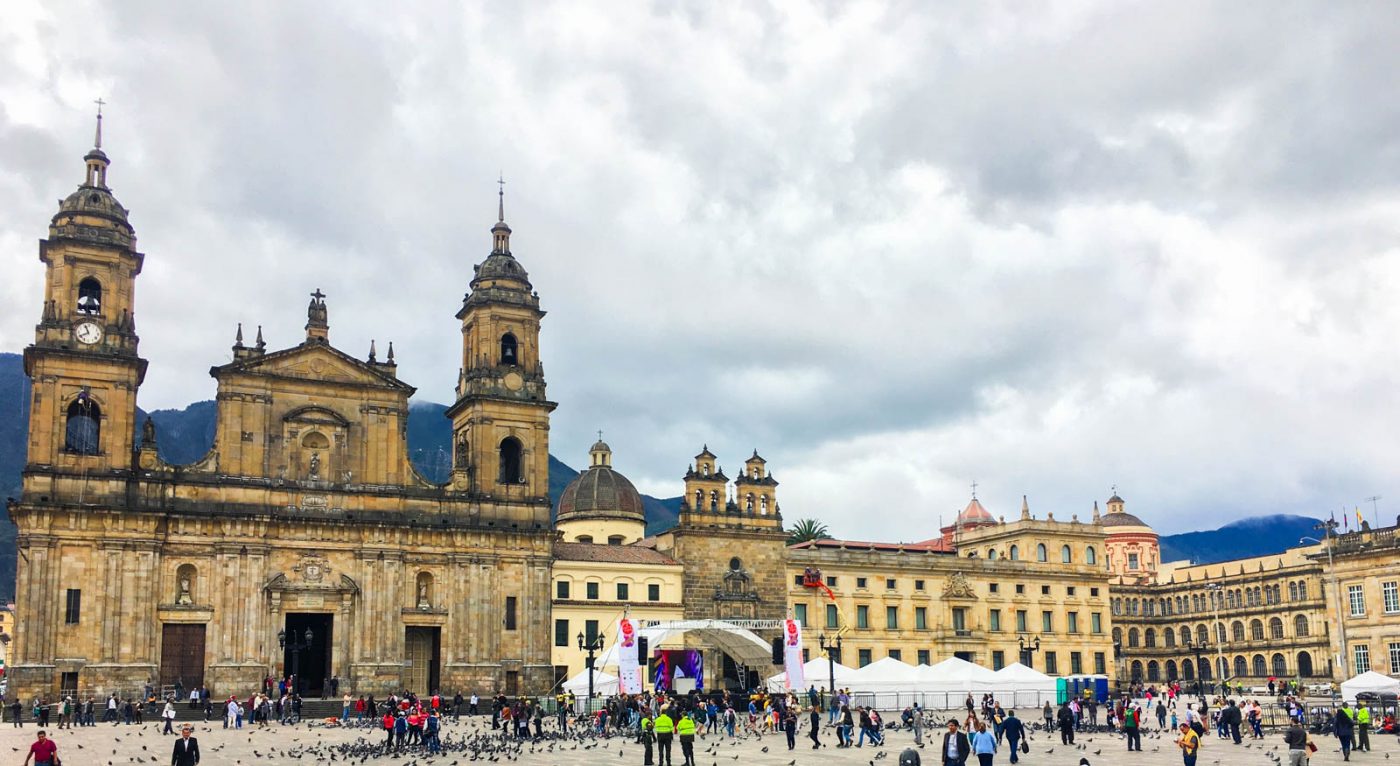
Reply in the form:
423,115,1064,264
1357,507,1364,528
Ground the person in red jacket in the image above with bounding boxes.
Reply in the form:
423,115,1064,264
382,712,395,745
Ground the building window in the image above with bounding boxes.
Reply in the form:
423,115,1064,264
887,606,899,629
992,650,1005,670
499,332,518,365
794,603,808,627
1015,584,1025,595
1389,643,1400,675
1383,581,1399,614
585,619,599,644
914,579,925,591
77,276,103,314
504,596,517,630
648,583,661,602
1036,544,1047,562
1093,652,1106,675
498,437,524,484
989,583,999,593
1016,610,1027,632
1250,620,1263,641
1128,628,1139,647
915,607,928,630
1045,651,1058,674
1090,587,1099,597
888,649,902,661
587,582,599,600
1042,611,1053,632
826,576,837,587
856,577,868,589
1269,617,1284,639
608,535,624,546
1068,612,1079,633
616,583,629,601
989,609,1001,632
576,535,593,544
1086,547,1097,565
886,578,896,590
1067,586,1076,597
1232,622,1245,642
793,575,804,586
1009,545,1019,561
1071,652,1083,674
1091,612,1102,634
554,619,569,647
1354,644,1371,674
1294,614,1309,637
918,649,931,665
856,605,869,629
1128,552,1139,570
1349,585,1366,617
64,397,102,455
858,649,872,667
556,581,570,599
1061,545,1072,563
952,607,967,634
826,604,839,628
1041,585,1051,596
64,589,81,624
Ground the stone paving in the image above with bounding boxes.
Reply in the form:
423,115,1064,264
0,716,1393,766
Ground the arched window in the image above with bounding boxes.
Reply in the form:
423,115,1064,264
1196,624,1208,645
1269,617,1283,639
1112,627,1123,646
1128,628,1140,647
1182,659,1195,680
1147,661,1160,681
1217,657,1229,681
1294,614,1309,637
1085,546,1097,565
1216,622,1227,644
575,535,593,544
1289,582,1298,601
1233,656,1247,678
1249,619,1263,641
1298,581,1307,599
1231,621,1245,642
987,549,997,560
760,495,769,514
64,396,101,454
77,277,102,314
1272,653,1287,677
1297,651,1314,677
499,333,518,366
1061,545,1072,563
608,535,625,546
1251,655,1266,677
1008,545,1019,561
1164,628,1176,648
1179,626,1190,646
497,437,523,484
1036,544,1047,562
694,489,703,509
1145,628,1156,648
1130,661,1143,681
1226,591,1236,609
744,493,754,511
1166,660,1178,680
708,490,718,511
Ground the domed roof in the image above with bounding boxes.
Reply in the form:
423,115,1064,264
472,251,531,284
957,497,995,525
1100,510,1152,529
558,463,645,522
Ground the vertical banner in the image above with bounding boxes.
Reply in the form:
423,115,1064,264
617,618,643,694
783,618,804,690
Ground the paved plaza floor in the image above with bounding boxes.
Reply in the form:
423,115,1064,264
0,716,1393,766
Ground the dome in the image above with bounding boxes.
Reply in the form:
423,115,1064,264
957,497,995,525
472,252,531,284
557,463,645,523
1100,510,1152,529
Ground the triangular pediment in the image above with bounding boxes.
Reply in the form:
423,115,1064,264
212,343,414,392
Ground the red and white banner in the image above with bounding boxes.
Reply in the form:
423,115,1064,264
783,618,804,689
617,618,643,694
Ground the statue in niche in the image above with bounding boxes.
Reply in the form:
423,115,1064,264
309,452,321,479
176,575,193,605
418,580,431,609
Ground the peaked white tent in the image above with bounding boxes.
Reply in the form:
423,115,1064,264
766,657,859,692
1340,670,1400,702
562,668,619,697
915,657,1001,693
993,662,1058,703
851,657,919,692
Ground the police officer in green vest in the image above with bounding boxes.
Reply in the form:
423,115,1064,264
639,711,655,766
653,709,675,766
1355,703,1371,752
676,711,697,766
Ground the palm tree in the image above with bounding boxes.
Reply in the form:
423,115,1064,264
787,518,833,545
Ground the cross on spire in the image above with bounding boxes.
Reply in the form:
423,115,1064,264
597,429,604,442
311,288,325,301
970,480,978,499
93,97,106,149
497,173,505,222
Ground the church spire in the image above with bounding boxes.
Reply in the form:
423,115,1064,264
492,175,512,254
85,98,111,189
94,97,104,149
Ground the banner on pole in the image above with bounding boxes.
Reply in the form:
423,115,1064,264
783,618,804,689
617,618,643,694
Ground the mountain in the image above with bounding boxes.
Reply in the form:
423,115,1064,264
0,352,683,600
1158,514,1323,565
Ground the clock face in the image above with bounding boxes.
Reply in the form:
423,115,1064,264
74,321,103,345
503,371,524,391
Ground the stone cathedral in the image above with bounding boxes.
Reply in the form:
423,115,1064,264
6,120,557,699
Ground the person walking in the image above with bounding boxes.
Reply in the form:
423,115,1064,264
970,721,997,766
1001,710,1024,765
1334,703,1355,761
1176,722,1201,766
10,699,23,727
1041,702,1053,733
1156,699,1168,730
653,708,675,766
808,704,822,749
913,702,925,746
783,707,797,750
22,729,58,766
162,700,177,735
1122,702,1142,751
1222,699,1242,745
171,724,200,766
1283,718,1309,766
941,720,971,766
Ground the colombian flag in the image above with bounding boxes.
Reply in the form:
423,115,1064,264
1357,507,1364,528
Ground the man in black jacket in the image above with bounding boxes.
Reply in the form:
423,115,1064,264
171,725,200,766
1057,702,1076,745
1002,710,1026,764
1222,700,1242,744
941,720,970,766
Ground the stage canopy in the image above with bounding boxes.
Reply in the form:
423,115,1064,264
1340,670,1400,702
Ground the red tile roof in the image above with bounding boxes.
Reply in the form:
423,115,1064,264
553,542,681,565
788,538,954,553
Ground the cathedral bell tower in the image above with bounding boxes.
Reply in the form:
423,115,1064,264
444,182,555,507
23,106,147,471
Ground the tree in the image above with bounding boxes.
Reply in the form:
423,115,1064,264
787,518,833,545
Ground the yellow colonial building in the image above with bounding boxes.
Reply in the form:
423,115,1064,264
1325,522,1400,679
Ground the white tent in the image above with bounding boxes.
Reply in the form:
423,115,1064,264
766,657,859,692
915,657,1001,693
562,668,619,697
852,657,920,692
1340,671,1400,702
992,662,1058,702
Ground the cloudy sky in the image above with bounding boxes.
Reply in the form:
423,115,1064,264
3,1,1399,538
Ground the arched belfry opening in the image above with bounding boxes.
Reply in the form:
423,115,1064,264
500,333,518,366
498,436,524,484
64,396,101,454
78,277,102,315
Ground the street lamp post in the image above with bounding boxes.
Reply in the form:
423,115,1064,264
1018,635,1041,669
577,631,605,712
1206,582,1222,697
1303,522,1347,682
277,627,314,695
1183,639,1209,706
818,633,843,697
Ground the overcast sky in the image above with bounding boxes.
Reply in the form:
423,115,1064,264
3,2,1399,538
